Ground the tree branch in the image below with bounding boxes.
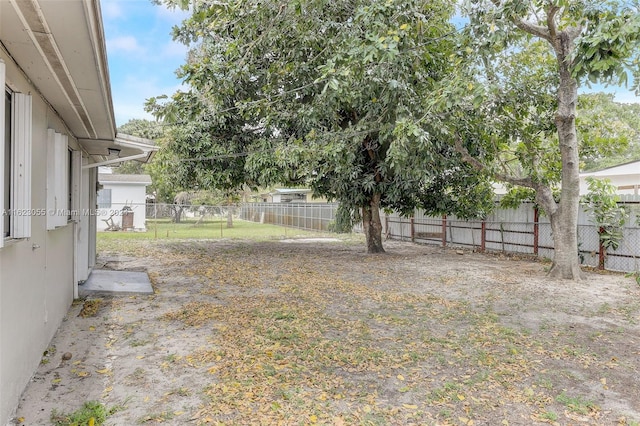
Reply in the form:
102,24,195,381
453,136,534,188
489,0,551,41
513,18,551,41
546,5,560,41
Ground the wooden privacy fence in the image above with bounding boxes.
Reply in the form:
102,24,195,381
385,203,640,273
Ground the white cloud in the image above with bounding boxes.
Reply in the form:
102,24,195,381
101,0,123,19
107,36,143,54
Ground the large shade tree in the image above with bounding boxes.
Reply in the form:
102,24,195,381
446,0,640,279
150,0,494,253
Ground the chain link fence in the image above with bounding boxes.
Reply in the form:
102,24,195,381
145,202,240,224
239,202,340,232
101,201,639,273
237,201,640,273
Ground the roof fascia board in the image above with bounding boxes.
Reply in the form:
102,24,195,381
10,0,98,138
82,0,116,137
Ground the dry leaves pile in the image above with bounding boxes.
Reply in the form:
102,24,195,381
132,240,639,425
20,238,640,425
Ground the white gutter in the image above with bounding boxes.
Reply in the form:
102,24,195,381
82,152,150,169
114,133,158,148
81,133,159,169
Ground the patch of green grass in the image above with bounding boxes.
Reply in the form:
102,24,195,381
539,410,558,422
137,411,175,424
556,391,598,415
597,302,612,314
617,303,640,324
271,311,296,321
427,381,460,403
438,408,453,420
165,353,179,363
98,218,331,244
97,219,360,256
51,401,120,426
534,376,554,390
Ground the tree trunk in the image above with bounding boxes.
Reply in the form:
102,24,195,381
545,31,584,280
547,206,584,279
173,206,184,223
227,207,234,228
362,193,385,253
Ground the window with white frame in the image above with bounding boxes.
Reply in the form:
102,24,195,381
1,60,33,248
97,188,111,209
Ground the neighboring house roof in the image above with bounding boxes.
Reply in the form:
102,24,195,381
99,174,152,185
0,0,157,165
580,159,640,178
271,188,312,195
579,159,640,195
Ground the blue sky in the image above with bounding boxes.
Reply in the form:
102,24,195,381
103,1,639,128
102,0,189,127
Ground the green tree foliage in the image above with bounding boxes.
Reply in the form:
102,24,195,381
446,0,640,279
578,93,640,171
114,119,185,204
113,119,165,175
581,177,628,268
144,137,184,203
149,0,494,253
110,160,145,175
118,118,165,140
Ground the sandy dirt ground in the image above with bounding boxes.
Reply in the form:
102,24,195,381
9,238,640,425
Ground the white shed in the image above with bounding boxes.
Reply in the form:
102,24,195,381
97,174,152,231
270,188,313,203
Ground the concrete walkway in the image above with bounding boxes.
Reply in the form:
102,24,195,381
78,269,153,297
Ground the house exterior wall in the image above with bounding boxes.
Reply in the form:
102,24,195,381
96,183,148,231
1,50,93,424
579,173,640,195
579,161,640,195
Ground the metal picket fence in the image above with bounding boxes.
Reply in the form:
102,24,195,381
239,202,339,232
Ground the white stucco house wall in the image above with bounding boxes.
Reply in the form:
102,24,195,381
97,174,152,231
579,160,640,196
0,1,157,423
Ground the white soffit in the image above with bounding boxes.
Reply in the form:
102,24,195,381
0,0,116,141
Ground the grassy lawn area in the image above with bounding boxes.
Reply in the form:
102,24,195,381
97,218,344,251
